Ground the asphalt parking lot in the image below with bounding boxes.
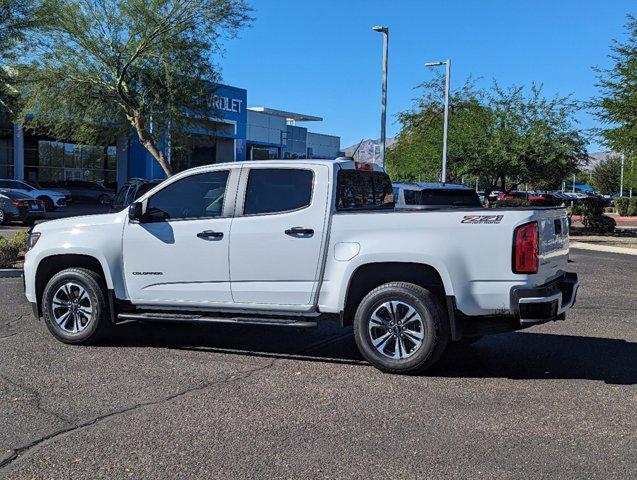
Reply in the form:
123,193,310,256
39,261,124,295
0,250,635,479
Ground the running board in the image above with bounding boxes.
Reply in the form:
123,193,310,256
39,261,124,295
117,312,317,328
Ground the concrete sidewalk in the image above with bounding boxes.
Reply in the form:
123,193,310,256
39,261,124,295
570,241,637,256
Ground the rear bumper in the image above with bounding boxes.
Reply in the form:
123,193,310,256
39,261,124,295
511,272,579,325
450,272,580,340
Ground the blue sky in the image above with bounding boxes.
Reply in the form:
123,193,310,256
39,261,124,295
220,0,635,152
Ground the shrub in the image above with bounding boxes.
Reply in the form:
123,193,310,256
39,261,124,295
628,197,637,217
570,203,584,215
0,232,30,268
494,199,532,208
11,231,29,255
584,214,617,233
614,197,629,216
0,236,20,268
581,197,616,233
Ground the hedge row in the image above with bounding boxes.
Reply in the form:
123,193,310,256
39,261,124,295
614,197,637,216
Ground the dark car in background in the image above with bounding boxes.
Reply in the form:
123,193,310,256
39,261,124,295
112,178,163,210
393,182,482,210
0,189,46,225
59,180,115,204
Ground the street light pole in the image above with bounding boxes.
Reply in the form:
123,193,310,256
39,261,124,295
372,26,389,167
425,59,451,182
620,155,625,197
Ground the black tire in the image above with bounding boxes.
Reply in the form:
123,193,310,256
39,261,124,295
0,208,6,225
353,282,450,374
98,194,111,205
38,196,55,212
42,268,112,344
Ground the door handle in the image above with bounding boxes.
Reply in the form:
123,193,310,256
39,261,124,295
284,227,314,237
197,230,224,239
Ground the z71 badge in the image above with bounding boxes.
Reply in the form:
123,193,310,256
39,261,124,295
461,215,504,224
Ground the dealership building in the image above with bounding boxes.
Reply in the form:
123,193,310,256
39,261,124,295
0,84,341,188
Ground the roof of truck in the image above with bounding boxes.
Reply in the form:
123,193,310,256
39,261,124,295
209,159,385,171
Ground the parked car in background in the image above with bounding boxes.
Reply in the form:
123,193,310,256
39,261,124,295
27,180,73,204
59,180,115,204
0,179,67,211
497,191,531,201
112,178,164,210
393,182,481,210
0,189,46,225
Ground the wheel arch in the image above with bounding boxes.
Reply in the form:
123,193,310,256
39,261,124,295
341,262,449,327
34,254,111,317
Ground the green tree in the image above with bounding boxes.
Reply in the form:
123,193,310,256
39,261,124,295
593,14,637,164
386,76,493,183
590,154,636,195
590,155,623,195
18,0,251,176
387,76,588,193
485,83,588,193
0,0,43,118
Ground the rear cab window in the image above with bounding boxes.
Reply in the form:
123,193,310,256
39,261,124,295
336,169,394,211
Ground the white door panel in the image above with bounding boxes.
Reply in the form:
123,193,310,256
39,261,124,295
123,219,232,305
229,165,330,306
122,168,234,306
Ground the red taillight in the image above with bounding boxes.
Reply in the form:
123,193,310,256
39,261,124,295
11,201,27,207
513,221,538,274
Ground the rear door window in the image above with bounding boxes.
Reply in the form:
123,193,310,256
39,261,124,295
243,168,313,215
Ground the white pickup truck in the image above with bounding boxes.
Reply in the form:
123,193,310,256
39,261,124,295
23,159,579,373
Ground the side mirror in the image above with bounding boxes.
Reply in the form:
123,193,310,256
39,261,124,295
128,201,144,222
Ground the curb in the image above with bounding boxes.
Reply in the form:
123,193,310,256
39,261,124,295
570,241,637,256
570,215,636,223
0,269,22,278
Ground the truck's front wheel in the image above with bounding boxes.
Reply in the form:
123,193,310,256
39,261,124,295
42,268,111,344
353,282,449,374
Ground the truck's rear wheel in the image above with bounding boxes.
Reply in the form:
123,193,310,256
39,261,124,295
42,268,111,344
353,282,449,374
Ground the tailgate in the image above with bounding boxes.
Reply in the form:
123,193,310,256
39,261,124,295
537,209,569,279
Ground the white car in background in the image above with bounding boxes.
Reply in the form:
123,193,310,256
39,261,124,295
0,179,67,211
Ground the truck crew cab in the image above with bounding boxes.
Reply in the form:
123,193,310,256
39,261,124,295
24,159,579,374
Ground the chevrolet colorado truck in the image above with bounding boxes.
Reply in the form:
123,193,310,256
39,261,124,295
23,159,579,374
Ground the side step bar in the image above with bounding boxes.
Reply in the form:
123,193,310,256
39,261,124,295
117,312,317,328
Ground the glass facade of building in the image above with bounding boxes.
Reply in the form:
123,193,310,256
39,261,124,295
23,139,116,184
0,125,13,178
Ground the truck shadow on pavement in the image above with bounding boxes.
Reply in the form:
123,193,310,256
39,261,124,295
102,321,637,385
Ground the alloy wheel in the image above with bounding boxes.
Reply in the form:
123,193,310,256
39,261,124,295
51,282,93,334
368,300,426,359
